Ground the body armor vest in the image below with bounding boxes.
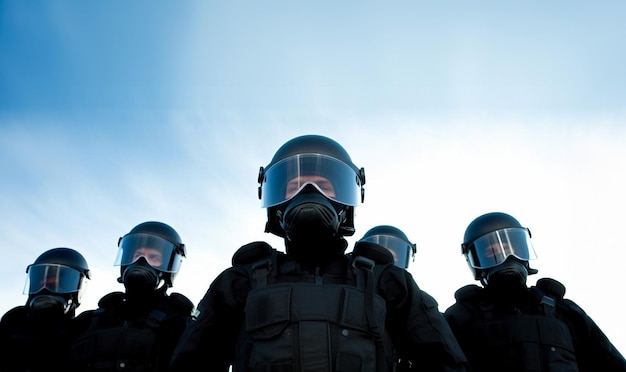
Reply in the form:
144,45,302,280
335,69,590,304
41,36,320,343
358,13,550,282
232,241,393,372
70,291,192,372
447,279,579,372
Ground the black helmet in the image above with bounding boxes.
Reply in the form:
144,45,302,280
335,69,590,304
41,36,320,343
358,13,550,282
115,221,186,288
358,225,416,268
24,247,91,307
258,135,366,238
462,212,538,282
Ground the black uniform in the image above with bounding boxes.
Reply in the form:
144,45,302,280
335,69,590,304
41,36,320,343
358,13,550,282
170,240,468,371
70,288,193,372
0,305,76,372
444,278,626,372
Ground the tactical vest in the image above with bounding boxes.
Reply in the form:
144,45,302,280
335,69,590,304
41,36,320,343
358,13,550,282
231,241,393,372
448,279,579,372
70,291,193,372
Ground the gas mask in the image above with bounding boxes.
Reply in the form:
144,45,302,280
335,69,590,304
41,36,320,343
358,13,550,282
119,257,161,295
29,293,71,319
280,190,342,245
484,257,529,295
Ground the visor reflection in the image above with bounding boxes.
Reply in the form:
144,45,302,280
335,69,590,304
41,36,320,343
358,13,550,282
286,176,336,199
115,234,181,273
261,154,360,208
467,227,537,269
24,264,82,294
360,235,413,268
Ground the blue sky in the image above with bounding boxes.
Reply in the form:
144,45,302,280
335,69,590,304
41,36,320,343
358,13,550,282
1,1,625,353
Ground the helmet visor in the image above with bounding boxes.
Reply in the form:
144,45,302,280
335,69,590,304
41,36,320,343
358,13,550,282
261,154,362,208
360,235,414,268
23,264,84,295
466,227,537,269
115,234,182,273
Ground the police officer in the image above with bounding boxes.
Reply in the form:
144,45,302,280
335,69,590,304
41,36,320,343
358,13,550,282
444,212,626,371
357,225,416,269
0,247,91,371
356,225,424,370
170,134,468,371
70,221,193,372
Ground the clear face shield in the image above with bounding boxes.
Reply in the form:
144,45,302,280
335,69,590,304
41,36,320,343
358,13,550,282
23,264,87,303
260,154,363,208
114,233,183,273
465,227,537,270
359,234,416,269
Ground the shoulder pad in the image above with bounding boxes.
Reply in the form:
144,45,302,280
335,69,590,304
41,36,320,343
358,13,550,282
232,241,276,265
352,241,394,265
1,305,28,321
454,284,484,301
561,298,586,315
536,278,566,299
97,291,125,308
168,292,194,314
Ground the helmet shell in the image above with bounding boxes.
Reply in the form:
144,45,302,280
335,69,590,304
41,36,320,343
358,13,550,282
32,247,90,279
463,212,524,246
127,221,184,249
359,225,416,268
362,225,412,243
266,134,361,174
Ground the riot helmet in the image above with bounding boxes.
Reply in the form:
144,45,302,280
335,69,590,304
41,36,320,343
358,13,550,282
24,247,90,317
358,225,416,268
462,212,538,287
115,221,186,292
258,135,366,246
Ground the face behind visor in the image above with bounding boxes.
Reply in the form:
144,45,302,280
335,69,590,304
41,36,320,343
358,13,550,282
259,135,365,239
260,154,362,246
114,233,183,273
359,234,416,269
24,263,88,298
464,227,537,270
260,154,363,209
